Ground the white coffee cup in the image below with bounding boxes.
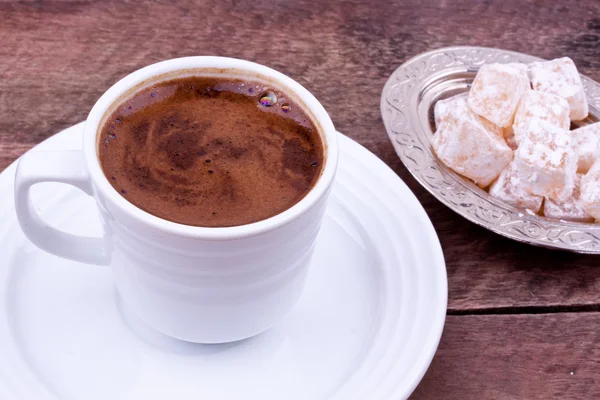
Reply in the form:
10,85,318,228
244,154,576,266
14,57,338,343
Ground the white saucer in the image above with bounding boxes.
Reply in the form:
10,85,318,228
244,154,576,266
0,123,447,400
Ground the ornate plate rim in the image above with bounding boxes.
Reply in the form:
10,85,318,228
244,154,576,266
380,45,600,254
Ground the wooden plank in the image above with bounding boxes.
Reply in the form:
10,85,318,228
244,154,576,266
1,0,600,312
411,314,600,399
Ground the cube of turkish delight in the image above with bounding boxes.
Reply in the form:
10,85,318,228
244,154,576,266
543,174,593,222
489,162,543,212
432,97,512,187
571,122,600,174
529,57,588,121
580,158,600,220
434,93,468,128
512,90,570,145
468,63,530,127
513,124,578,202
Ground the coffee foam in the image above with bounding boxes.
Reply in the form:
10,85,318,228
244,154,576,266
98,76,325,227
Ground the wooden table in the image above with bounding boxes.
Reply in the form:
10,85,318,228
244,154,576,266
2,1,600,398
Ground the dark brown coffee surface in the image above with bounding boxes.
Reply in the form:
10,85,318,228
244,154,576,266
98,76,324,227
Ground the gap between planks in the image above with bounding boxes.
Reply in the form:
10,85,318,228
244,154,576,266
448,303,600,316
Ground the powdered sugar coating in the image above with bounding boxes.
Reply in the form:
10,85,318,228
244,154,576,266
489,162,543,212
468,63,530,127
529,57,589,121
434,93,468,127
432,96,512,187
580,158,600,220
506,63,529,74
543,174,593,222
512,90,570,145
571,121,600,174
513,125,578,202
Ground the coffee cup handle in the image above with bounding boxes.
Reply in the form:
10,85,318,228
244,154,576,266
14,150,110,265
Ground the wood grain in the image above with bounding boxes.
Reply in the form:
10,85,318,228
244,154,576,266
411,314,600,399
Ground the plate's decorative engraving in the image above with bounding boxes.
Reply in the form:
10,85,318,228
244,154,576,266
381,46,600,253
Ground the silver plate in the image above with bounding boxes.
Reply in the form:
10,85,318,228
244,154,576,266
381,46,600,254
